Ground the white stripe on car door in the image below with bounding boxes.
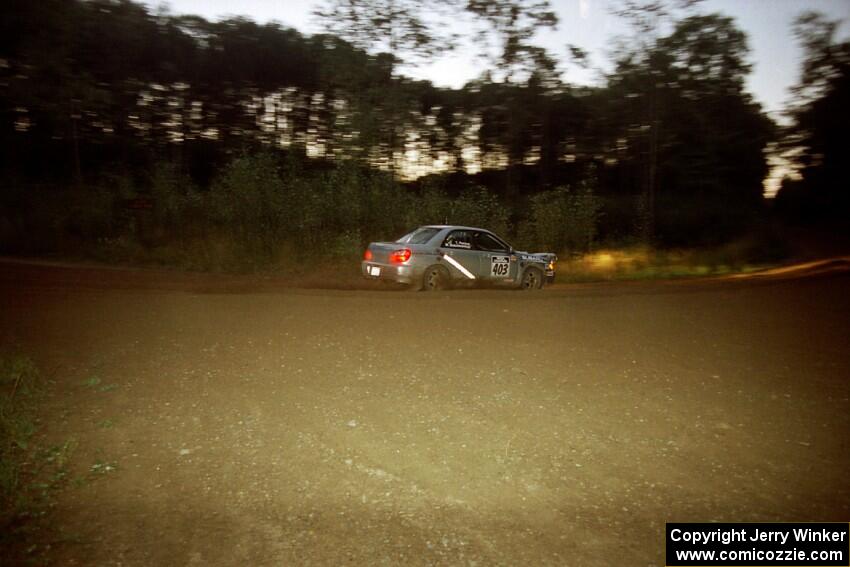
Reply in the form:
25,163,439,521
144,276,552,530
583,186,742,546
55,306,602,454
442,254,476,279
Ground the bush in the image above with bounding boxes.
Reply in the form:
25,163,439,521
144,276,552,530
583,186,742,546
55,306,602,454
148,162,203,241
519,180,603,253
451,186,510,236
208,152,290,270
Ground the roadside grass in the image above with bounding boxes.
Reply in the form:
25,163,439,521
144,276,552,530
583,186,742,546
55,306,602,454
0,351,77,563
59,246,782,288
5,229,796,289
291,244,782,287
261,246,780,288
553,243,780,283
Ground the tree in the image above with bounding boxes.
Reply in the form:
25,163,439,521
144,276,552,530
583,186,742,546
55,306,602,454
464,0,559,84
312,0,458,177
776,11,850,224
606,0,704,242
603,11,774,244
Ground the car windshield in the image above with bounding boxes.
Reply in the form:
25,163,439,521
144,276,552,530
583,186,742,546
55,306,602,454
396,227,439,245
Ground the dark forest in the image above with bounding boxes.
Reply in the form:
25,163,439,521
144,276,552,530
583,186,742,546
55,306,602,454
1,0,847,272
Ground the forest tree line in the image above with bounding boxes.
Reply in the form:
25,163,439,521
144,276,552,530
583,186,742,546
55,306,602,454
0,0,846,270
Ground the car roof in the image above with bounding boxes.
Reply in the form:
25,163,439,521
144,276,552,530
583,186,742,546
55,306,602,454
421,225,489,232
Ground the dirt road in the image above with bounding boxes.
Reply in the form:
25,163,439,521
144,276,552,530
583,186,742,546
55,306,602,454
1,261,848,565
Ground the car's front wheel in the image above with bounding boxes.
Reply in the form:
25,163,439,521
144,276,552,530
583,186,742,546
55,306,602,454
520,267,544,291
421,265,450,291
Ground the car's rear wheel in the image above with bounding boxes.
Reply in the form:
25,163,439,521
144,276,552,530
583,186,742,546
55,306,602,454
421,265,450,291
520,267,543,290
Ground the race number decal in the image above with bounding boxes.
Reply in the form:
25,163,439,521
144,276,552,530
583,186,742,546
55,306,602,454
491,255,510,277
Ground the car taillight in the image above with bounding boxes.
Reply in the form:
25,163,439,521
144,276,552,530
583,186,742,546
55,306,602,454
364,249,373,261
389,248,412,263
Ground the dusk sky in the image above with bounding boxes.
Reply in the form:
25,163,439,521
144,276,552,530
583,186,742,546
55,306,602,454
140,0,850,121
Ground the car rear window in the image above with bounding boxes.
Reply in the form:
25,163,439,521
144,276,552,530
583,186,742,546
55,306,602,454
396,227,439,245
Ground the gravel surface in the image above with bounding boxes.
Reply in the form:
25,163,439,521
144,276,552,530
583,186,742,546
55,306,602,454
1,262,848,565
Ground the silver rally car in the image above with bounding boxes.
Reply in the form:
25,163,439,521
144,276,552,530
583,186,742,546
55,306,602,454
362,225,556,290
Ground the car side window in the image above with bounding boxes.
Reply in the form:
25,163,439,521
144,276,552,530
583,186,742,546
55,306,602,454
442,230,473,250
474,231,508,252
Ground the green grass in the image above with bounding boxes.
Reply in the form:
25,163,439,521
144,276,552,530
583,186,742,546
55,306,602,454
80,375,101,388
0,351,76,564
0,353,42,505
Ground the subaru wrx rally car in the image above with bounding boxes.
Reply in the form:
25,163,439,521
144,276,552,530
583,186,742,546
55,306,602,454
362,225,556,290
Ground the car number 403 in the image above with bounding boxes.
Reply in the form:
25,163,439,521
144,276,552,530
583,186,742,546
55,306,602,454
491,256,510,277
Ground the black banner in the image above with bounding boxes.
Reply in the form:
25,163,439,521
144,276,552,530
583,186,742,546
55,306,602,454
666,523,849,566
